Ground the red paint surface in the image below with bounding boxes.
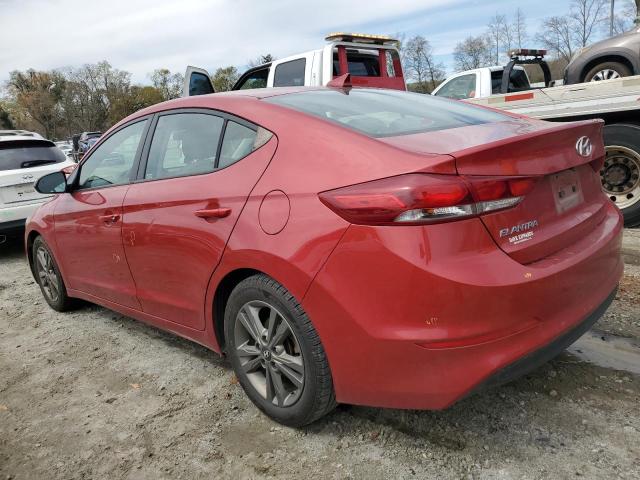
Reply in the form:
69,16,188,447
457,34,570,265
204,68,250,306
26,88,623,410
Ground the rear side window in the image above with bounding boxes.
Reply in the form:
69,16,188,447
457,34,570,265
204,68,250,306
219,122,257,169
0,140,66,171
273,59,306,87
491,69,530,94
189,72,214,96
433,74,477,99
145,113,224,180
265,89,509,138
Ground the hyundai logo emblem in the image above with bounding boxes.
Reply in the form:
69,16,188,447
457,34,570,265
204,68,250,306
575,136,592,157
22,174,34,180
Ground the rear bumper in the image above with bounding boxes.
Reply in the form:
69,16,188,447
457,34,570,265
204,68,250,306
472,286,616,393
0,218,26,235
303,202,623,410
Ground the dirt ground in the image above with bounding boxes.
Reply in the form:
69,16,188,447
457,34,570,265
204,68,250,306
1,231,639,480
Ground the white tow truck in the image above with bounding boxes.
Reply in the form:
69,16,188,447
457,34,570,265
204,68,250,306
433,49,640,227
183,33,406,97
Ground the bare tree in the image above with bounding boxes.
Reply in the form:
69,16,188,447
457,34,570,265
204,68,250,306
486,14,507,64
514,8,528,49
536,15,576,62
403,35,446,92
611,0,638,34
454,36,492,71
570,0,608,47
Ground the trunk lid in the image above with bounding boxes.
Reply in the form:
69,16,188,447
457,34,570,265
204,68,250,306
380,118,608,264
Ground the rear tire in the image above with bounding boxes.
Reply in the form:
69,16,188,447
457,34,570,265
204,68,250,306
224,274,336,427
32,236,75,312
602,124,640,228
584,61,631,82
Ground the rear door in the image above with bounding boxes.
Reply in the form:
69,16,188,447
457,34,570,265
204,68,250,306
122,109,277,330
183,66,215,97
54,119,149,308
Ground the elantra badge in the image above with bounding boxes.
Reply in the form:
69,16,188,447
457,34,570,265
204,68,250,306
575,136,592,157
499,219,539,245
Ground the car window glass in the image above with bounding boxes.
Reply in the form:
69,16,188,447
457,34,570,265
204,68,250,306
434,74,477,99
144,113,223,180
333,49,382,77
218,121,258,169
265,88,509,138
491,69,531,94
189,72,214,96
273,59,306,87
77,120,146,189
0,140,66,171
236,68,269,90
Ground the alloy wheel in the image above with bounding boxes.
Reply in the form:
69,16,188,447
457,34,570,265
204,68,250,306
36,246,60,303
590,69,621,81
601,145,640,210
233,300,305,407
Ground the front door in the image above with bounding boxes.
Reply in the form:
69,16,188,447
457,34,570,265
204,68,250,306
55,119,149,308
122,110,275,329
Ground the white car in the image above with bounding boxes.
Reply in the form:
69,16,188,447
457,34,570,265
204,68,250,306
0,135,75,239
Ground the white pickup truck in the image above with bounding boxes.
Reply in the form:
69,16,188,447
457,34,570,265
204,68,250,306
184,33,406,97
433,49,640,227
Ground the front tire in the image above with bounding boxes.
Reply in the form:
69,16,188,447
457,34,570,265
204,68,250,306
32,236,75,311
224,274,336,427
602,124,640,227
584,61,631,82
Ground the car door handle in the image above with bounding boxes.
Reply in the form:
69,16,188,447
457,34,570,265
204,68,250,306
194,208,232,219
99,213,120,225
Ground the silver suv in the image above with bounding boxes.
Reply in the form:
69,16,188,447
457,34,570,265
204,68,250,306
565,27,640,83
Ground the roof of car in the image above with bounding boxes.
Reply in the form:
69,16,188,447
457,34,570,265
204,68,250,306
0,136,54,145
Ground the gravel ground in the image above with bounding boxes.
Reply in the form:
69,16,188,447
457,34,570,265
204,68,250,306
1,231,639,480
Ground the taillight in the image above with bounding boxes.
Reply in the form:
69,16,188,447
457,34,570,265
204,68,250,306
319,174,537,225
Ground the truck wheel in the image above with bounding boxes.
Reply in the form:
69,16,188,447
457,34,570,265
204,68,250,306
602,124,640,227
584,62,631,82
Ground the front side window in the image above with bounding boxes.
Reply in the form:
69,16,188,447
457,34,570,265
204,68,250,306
144,113,223,180
273,59,306,87
236,68,269,90
265,89,509,138
77,120,147,189
434,74,477,99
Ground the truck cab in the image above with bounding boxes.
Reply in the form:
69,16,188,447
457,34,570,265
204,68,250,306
183,33,406,96
432,65,531,99
432,49,554,100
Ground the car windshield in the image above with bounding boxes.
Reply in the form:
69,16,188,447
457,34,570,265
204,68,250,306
0,140,66,171
264,89,509,137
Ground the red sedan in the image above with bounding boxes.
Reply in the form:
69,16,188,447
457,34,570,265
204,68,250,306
27,87,623,426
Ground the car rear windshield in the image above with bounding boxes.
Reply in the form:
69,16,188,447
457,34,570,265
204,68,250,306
0,140,66,171
264,89,510,138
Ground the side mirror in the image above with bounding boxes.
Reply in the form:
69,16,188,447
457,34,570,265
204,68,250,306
35,171,67,194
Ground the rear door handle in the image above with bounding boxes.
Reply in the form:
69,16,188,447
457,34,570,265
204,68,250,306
99,213,120,225
194,208,232,219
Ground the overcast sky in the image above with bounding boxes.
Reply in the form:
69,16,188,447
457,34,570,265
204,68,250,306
0,0,610,84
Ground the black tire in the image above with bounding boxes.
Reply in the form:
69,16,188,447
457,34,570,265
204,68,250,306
224,274,336,427
602,124,640,228
32,236,76,311
584,61,632,82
